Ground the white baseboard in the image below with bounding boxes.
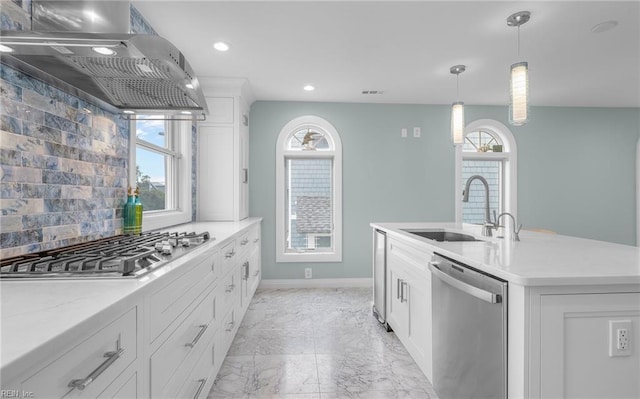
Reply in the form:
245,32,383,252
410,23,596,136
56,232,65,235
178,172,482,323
258,278,372,289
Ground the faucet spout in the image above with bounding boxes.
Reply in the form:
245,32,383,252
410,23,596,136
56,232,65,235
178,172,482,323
462,175,494,236
496,212,522,241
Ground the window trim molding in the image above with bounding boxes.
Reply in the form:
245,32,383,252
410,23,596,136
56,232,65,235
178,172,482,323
275,115,343,263
129,119,192,232
455,119,517,225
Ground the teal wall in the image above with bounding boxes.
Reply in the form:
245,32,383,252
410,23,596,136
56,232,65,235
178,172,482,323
249,102,640,280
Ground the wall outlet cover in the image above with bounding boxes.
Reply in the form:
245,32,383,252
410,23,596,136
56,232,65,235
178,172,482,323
304,268,312,279
609,319,632,357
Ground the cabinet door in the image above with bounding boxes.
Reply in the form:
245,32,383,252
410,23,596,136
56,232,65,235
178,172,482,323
386,258,409,341
198,125,235,221
537,292,640,399
406,272,432,381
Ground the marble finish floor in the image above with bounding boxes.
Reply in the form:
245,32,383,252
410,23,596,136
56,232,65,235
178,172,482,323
208,287,439,399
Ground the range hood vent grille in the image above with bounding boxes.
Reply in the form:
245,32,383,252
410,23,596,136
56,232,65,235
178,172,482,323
95,78,199,109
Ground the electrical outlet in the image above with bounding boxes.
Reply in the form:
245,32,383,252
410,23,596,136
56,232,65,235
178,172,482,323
304,268,312,279
401,128,407,138
609,320,632,357
413,127,421,138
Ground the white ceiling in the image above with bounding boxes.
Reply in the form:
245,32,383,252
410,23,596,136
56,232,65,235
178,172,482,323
133,1,640,107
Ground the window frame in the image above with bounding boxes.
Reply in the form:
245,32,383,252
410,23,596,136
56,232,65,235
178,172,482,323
455,119,517,225
275,115,343,263
128,117,192,231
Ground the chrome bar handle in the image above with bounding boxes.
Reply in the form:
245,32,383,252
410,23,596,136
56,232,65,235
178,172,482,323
240,239,249,246
253,238,259,243
225,250,235,259
225,321,235,332
396,278,401,300
68,344,124,391
185,324,208,348
401,281,408,303
193,378,207,399
429,262,500,304
253,270,260,277
225,284,235,293
242,261,249,280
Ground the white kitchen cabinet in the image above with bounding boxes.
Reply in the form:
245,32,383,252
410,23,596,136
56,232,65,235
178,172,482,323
198,80,252,222
19,306,140,399
1,220,263,399
386,237,433,381
531,290,640,399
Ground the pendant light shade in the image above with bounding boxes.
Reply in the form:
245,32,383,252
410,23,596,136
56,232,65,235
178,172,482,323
450,65,466,145
451,101,465,144
507,11,531,126
509,61,529,126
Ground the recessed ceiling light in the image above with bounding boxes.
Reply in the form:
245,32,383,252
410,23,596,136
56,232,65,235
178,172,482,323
213,42,230,52
0,44,14,53
92,46,116,56
591,20,619,33
303,85,315,91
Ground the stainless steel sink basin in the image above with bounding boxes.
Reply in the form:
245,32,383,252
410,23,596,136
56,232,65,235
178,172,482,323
402,229,481,242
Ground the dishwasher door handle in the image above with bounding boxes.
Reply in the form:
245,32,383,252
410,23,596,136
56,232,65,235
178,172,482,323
429,262,500,304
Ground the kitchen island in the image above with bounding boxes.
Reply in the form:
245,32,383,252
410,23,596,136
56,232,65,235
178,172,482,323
372,222,640,399
1,218,261,399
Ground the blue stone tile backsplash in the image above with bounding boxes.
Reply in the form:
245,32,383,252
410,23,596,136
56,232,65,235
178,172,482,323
0,2,199,258
1,64,129,258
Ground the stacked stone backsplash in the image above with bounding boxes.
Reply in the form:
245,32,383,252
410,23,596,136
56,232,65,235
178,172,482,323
0,63,129,258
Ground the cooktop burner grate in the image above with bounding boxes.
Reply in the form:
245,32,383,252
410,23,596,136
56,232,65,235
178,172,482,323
1,231,211,279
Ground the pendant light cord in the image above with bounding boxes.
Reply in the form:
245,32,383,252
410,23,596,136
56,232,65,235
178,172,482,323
517,25,521,57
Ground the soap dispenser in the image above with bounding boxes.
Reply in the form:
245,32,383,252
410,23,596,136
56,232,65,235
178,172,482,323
134,187,143,235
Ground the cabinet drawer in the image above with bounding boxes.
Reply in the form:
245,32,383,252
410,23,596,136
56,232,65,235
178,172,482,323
21,307,137,399
150,286,217,398
388,238,432,274
148,249,218,342
249,224,261,248
220,240,237,275
236,230,251,257
175,331,217,399
220,264,241,313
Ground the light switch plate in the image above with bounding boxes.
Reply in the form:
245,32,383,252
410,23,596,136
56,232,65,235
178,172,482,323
401,128,407,138
413,127,421,138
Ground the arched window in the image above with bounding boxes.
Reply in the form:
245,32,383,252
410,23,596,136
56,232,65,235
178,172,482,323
276,116,342,262
455,119,517,225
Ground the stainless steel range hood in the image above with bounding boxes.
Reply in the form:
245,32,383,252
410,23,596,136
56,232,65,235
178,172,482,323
0,1,208,119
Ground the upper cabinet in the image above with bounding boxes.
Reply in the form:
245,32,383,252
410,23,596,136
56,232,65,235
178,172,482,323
198,79,254,221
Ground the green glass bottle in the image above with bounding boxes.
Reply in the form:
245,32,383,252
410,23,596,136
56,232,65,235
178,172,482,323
123,187,136,235
134,187,143,235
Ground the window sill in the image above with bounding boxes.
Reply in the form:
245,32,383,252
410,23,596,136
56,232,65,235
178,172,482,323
142,209,192,232
276,251,342,263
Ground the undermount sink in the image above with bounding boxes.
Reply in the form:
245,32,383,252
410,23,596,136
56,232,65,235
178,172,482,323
402,229,481,242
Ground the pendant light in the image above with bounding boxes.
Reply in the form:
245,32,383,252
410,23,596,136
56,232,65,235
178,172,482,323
450,65,466,144
507,11,531,126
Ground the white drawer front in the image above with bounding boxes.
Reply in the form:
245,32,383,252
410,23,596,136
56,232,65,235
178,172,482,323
148,249,218,342
220,240,237,276
150,287,216,398
21,307,137,399
175,331,217,399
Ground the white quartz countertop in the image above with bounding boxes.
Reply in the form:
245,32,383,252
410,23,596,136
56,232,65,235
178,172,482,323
371,222,640,287
0,218,261,379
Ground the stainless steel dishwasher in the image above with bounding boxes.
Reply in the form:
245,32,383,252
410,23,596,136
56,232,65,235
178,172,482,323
429,254,508,399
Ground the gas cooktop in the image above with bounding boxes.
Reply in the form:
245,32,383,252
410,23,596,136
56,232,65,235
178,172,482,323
0,231,212,279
